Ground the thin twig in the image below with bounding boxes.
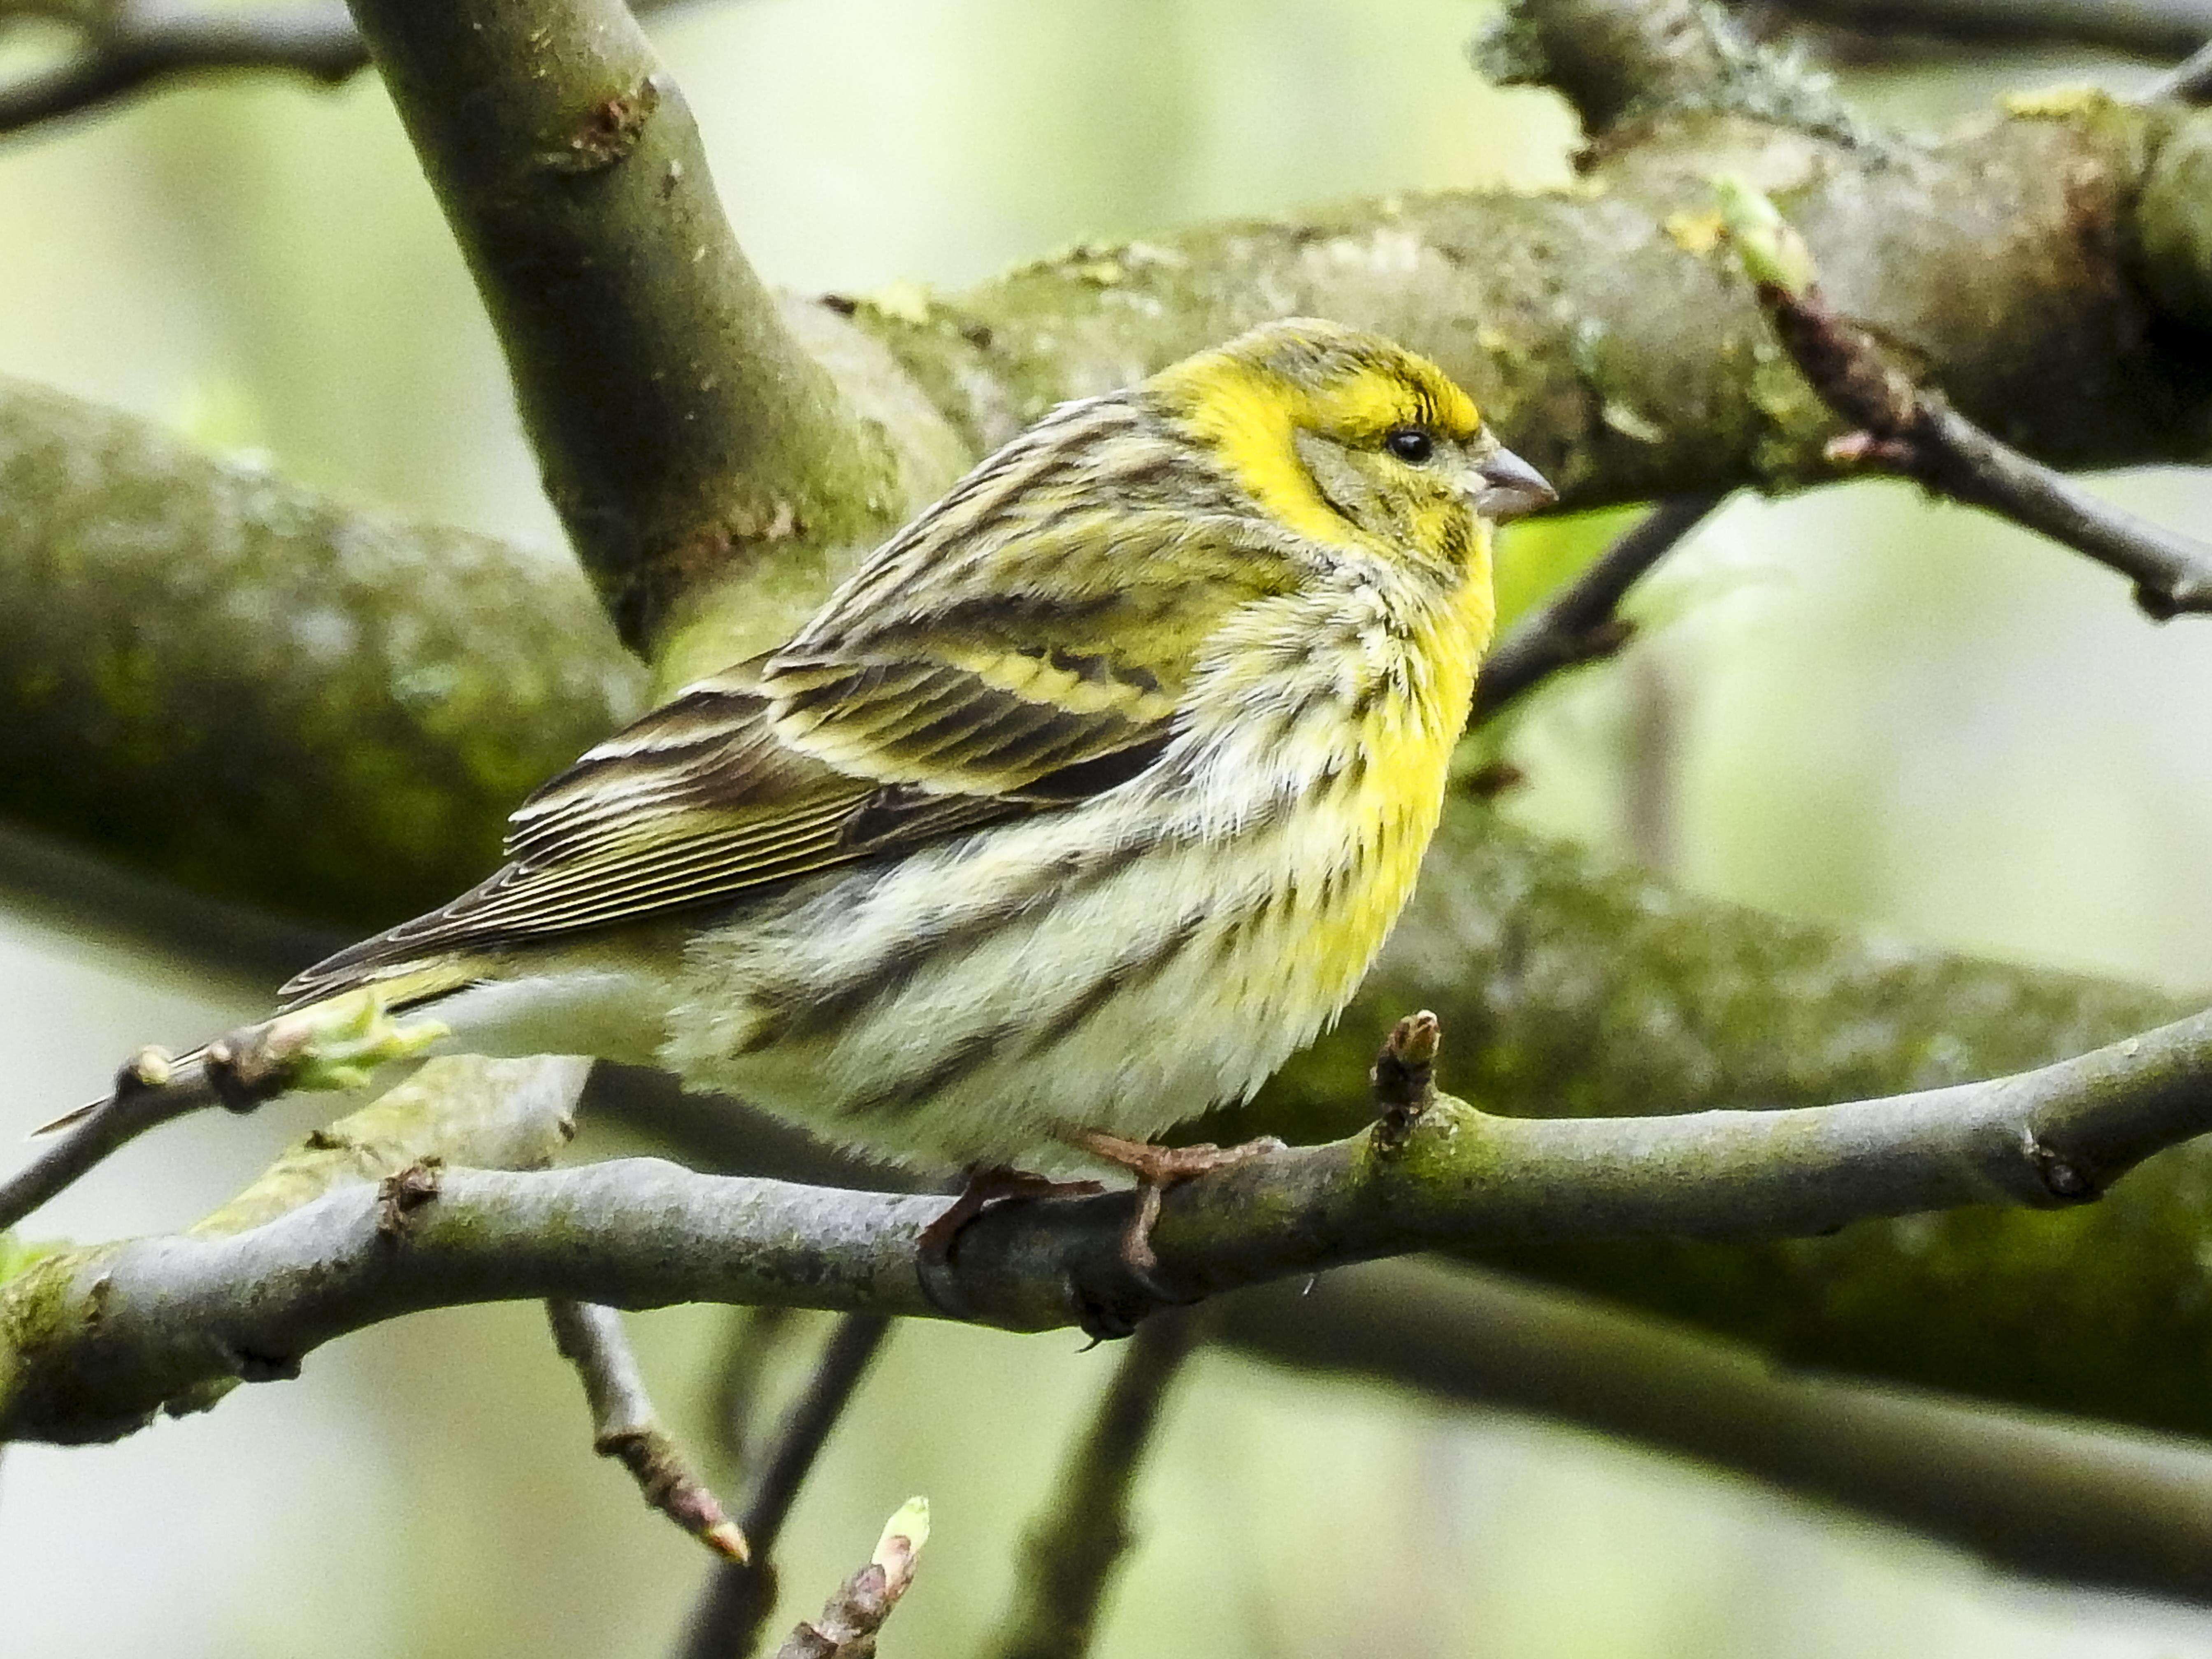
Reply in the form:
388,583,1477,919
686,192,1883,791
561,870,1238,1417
0,1055,215,1234
19,999,2212,1443
3,992,447,1236
769,1498,929,1659
676,1313,895,1659
982,1312,1203,1659
1718,177,2212,620
706,1304,806,1471
1473,494,1724,723
0,0,710,141
1740,0,2212,58
547,1298,748,1561
2138,35,2212,101
0,4,364,139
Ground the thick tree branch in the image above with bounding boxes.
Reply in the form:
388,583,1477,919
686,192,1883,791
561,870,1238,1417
340,0,932,664
0,377,644,928
1721,178,2212,617
1218,1260,2212,1608
822,102,2212,574
1476,0,1863,139
11,1003,2212,1444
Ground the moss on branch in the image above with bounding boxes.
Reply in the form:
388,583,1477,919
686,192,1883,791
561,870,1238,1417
828,101,2212,512
0,378,642,928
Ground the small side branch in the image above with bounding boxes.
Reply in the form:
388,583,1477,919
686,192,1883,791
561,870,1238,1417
1478,0,1862,141
1745,0,2212,59
770,1498,929,1659
0,3,362,140
1719,177,2212,619
547,1299,747,1561
676,1313,895,1659
983,1313,1203,1659
1473,494,1725,723
2,991,451,1236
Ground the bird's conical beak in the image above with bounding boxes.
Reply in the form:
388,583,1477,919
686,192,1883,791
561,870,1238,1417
1468,447,1556,521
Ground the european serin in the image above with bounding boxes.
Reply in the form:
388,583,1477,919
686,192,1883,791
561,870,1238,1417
54,317,1552,1249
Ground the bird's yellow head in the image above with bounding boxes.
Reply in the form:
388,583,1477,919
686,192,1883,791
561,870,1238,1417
1148,317,1554,574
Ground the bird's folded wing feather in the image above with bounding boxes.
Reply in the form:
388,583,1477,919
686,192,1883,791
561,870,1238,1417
280,430,1279,1007
277,642,1176,1006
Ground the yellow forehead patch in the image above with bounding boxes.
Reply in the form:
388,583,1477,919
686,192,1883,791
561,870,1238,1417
1312,358,1482,444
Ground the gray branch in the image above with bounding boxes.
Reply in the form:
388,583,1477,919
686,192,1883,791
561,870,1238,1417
1744,0,2212,57
1218,1260,2212,1608
340,0,920,662
11,1003,2212,1444
547,1297,749,1560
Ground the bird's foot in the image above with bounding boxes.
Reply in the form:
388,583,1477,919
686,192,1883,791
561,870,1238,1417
1069,1129,1286,1299
914,1164,1104,1318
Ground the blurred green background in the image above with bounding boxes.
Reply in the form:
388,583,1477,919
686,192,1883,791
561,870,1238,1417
6,2,2212,1654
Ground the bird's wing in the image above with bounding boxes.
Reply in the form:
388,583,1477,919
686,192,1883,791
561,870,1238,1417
281,405,1283,1007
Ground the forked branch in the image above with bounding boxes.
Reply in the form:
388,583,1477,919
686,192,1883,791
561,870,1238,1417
1719,177,2212,618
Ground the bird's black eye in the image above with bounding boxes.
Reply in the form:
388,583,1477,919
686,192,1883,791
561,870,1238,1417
1385,426,1434,464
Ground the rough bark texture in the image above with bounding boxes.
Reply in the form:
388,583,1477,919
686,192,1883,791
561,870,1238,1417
0,377,641,928
342,0,934,664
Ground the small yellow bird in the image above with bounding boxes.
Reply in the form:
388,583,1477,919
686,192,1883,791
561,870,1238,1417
58,318,1551,1254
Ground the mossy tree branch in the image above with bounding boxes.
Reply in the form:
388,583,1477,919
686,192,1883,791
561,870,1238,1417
0,376,642,930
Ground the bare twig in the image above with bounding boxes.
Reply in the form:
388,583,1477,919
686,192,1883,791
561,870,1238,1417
983,1313,1203,1659
676,1313,894,1659
0,0,716,142
1741,0,2212,58
769,1498,929,1659
1473,494,1724,723
1719,178,2212,619
547,1298,748,1561
705,1304,806,1470
1218,1259,2212,1608
0,3,362,139
3,991,449,1236
0,1053,216,1235
2139,36,2212,101
17,1001,2212,1443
